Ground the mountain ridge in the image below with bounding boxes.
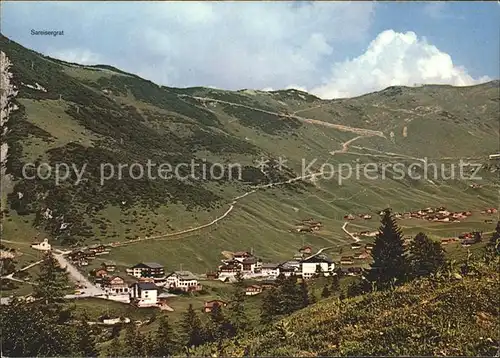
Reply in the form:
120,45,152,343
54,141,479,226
1,34,498,271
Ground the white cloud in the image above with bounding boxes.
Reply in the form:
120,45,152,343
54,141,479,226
132,2,375,90
311,30,490,99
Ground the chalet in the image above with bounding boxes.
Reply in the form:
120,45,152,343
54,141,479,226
351,243,362,250
218,262,241,275
77,259,89,267
355,251,371,260
278,260,301,277
30,238,51,252
94,268,108,278
126,262,165,278
245,285,263,296
299,246,312,255
102,263,116,272
206,271,218,280
89,244,109,254
240,257,261,273
166,271,202,292
296,226,313,233
83,251,96,260
129,282,158,307
260,280,277,290
300,255,335,279
363,214,372,220
340,256,354,265
203,300,227,313
461,238,477,246
344,214,355,220
233,251,251,260
103,276,129,295
68,250,86,261
347,267,363,276
294,252,306,260
337,268,350,276
261,263,280,277
365,244,374,252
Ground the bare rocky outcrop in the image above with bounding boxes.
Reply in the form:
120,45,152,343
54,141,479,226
1,51,19,227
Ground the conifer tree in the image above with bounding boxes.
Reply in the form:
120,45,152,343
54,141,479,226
309,289,317,304
228,271,248,334
321,284,331,298
260,287,281,324
181,304,205,348
365,208,409,290
154,316,179,356
33,252,70,306
279,274,302,314
123,323,144,356
105,337,123,357
330,274,340,293
299,279,310,308
207,303,232,343
408,232,445,278
486,221,500,258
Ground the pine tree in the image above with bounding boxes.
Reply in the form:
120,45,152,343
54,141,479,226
260,287,281,324
299,279,310,308
486,221,500,258
228,271,248,335
154,316,178,357
309,289,317,304
207,303,232,343
408,232,445,278
330,274,340,293
72,316,98,356
279,275,302,314
105,337,123,357
321,284,331,298
123,323,144,356
33,252,70,306
181,304,205,348
365,209,409,290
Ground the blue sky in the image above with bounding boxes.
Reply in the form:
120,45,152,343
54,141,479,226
1,1,498,98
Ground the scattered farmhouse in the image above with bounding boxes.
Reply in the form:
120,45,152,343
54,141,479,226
129,282,159,307
340,256,354,265
30,238,51,251
261,263,280,278
203,300,228,313
245,284,263,296
278,260,301,277
89,244,110,255
102,263,116,272
166,271,202,292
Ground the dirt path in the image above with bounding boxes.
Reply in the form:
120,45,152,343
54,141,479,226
112,170,328,247
330,135,366,155
342,222,361,243
180,95,385,138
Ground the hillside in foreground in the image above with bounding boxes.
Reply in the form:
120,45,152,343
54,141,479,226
1,34,499,271
193,260,499,356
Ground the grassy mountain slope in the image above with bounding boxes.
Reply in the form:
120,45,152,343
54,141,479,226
193,262,499,356
1,35,498,272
